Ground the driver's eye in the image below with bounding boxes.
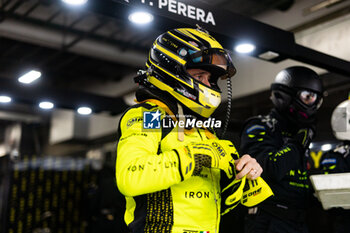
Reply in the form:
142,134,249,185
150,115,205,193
192,74,203,80
187,69,211,86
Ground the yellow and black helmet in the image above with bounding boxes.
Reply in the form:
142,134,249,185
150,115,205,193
138,27,236,118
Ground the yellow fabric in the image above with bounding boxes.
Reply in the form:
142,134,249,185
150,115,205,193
116,99,271,232
221,176,273,215
124,196,136,225
116,103,180,196
222,176,246,204
241,177,274,207
174,144,195,180
116,100,223,233
136,99,177,121
204,129,216,139
221,176,247,215
182,140,236,179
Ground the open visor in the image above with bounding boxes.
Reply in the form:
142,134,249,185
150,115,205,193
186,48,236,79
298,90,323,109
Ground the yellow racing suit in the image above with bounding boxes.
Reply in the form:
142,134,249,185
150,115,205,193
116,99,224,233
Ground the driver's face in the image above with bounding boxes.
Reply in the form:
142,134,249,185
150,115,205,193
187,68,211,87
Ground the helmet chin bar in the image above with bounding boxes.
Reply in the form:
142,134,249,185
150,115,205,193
287,103,317,126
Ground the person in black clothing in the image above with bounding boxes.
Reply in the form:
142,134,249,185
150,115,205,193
321,97,350,174
321,142,350,174
318,97,350,233
320,144,350,233
240,66,324,233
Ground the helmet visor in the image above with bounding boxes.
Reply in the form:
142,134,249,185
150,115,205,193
187,48,236,79
298,90,321,107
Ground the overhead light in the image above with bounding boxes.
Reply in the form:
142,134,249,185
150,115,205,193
77,107,92,115
234,43,256,54
18,70,41,84
321,144,332,151
39,101,54,110
303,0,344,15
61,0,88,5
0,95,12,103
128,11,154,24
258,51,280,60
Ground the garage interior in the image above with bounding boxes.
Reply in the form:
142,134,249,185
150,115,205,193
0,0,350,232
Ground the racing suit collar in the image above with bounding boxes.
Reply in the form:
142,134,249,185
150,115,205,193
136,86,178,115
271,108,299,134
136,86,209,122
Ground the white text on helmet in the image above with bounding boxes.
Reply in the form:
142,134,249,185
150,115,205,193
158,0,216,26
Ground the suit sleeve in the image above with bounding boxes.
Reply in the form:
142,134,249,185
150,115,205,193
116,106,182,197
240,118,303,181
